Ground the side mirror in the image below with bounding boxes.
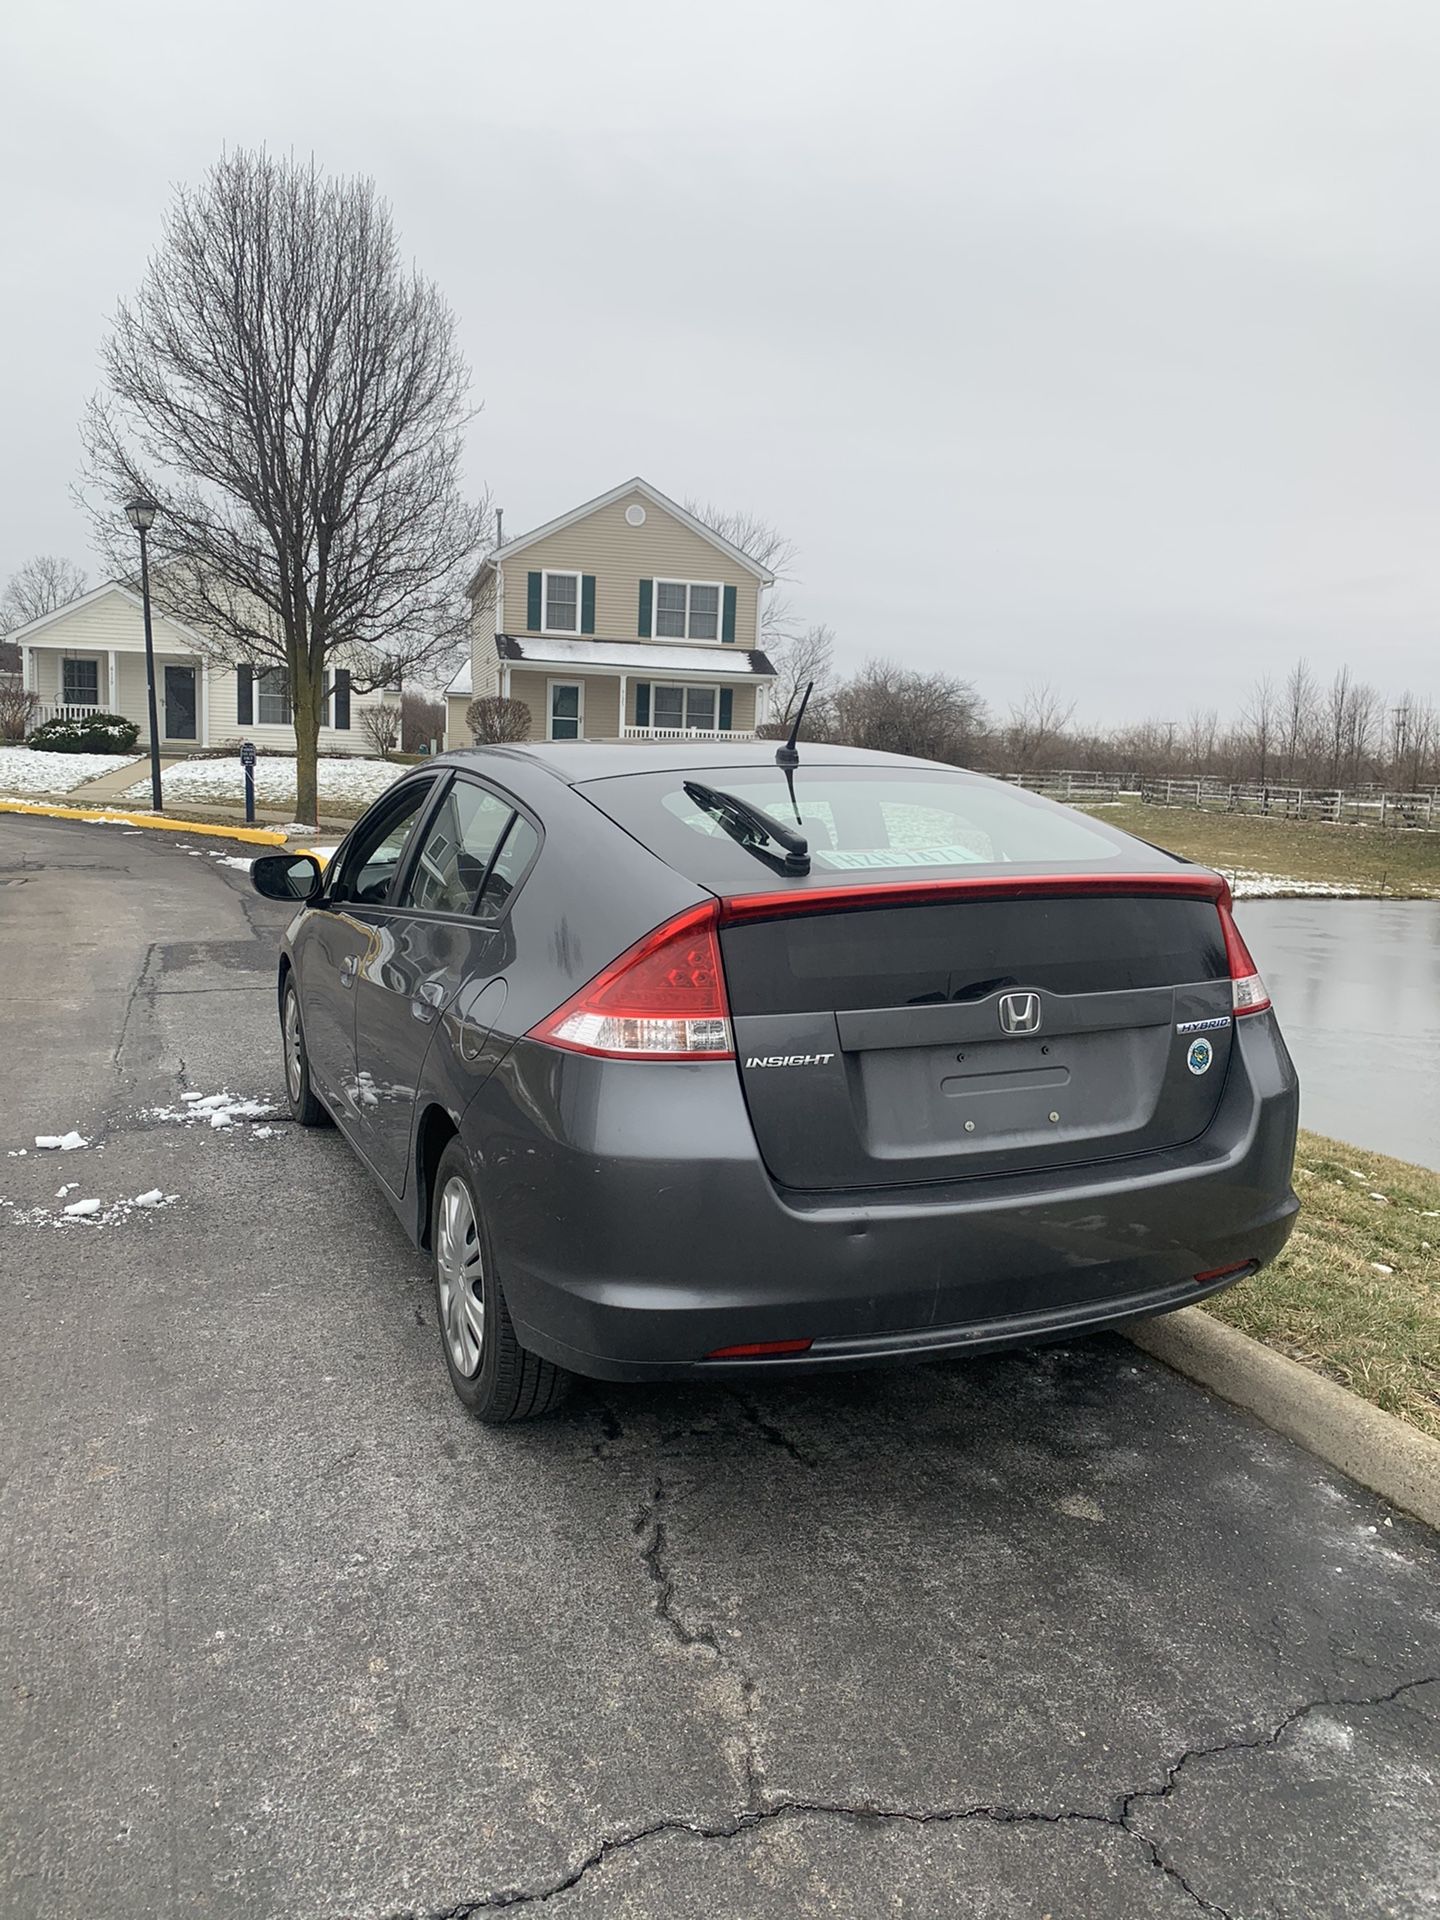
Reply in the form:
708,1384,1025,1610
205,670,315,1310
251,853,324,903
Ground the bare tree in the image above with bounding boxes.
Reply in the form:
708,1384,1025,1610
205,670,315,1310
682,499,800,644
466,696,531,743
1279,658,1317,782
401,687,445,754
1241,673,1279,786
1004,681,1076,770
766,623,837,732
1181,706,1219,773
1,555,88,635
832,660,987,764
81,149,485,824
361,701,403,758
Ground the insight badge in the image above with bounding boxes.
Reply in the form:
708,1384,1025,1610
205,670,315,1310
1186,1037,1214,1076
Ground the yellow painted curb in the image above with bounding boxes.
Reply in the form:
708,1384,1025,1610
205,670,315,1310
0,797,287,847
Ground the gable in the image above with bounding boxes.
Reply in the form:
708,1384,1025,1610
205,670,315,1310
8,581,208,656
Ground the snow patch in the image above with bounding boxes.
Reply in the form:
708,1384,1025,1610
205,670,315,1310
215,855,254,873
1228,869,1369,899
35,1131,89,1151
120,755,401,812
63,1197,102,1217
0,746,141,798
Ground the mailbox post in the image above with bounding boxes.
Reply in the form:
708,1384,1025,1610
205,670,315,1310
240,740,257,825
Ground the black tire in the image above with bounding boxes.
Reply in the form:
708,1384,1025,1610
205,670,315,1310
431,1139,571,1423
281,974,330,1127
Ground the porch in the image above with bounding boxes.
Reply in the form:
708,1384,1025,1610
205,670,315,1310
25,643,208,747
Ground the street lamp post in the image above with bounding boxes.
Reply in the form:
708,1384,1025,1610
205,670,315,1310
125,496,164,812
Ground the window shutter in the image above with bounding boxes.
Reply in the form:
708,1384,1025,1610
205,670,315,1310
722,585,737,644
638,579,653,638
527,571,542,631
719,688,733,732
236,665,253,725
581,574,596,635
634,681,650,727
333,668,351,731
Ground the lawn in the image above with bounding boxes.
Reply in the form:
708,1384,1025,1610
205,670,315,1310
1204,1130,1440,1438
1075,798,1440,897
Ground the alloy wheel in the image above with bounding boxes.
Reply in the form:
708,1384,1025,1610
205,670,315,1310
284,988,304,1103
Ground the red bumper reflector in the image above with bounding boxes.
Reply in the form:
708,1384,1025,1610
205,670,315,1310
705,1339,814,1359
1193,1260,1258,1285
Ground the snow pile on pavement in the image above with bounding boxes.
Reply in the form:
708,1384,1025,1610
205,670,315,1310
146,1090,279,1129
35,1131,89,1151
121,755,402,811
0,746,141,797
1,1190,179,1229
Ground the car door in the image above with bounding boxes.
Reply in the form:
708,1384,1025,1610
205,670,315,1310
295,777,439,1128
350,774,523,1195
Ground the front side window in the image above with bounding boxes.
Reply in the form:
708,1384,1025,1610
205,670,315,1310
651,683,716,732
256,667,290,725
543,572,579,633
400,782,514,916
549,682,582,740
334,780,434,906
62,659,99,705
654,581,721,641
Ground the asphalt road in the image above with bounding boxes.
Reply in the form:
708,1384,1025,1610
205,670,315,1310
2,814,1437,1920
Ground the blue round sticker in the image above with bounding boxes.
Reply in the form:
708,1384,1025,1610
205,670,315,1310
1187,1037,1214,1076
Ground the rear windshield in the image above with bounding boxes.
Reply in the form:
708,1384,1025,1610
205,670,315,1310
578,763,1143,891
721,897,1230,1014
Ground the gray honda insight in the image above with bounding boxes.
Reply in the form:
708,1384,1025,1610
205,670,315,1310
251,743,1298,1422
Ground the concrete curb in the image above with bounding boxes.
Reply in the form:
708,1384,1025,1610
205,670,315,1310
1126,1307,1440,1529
0,797,287,847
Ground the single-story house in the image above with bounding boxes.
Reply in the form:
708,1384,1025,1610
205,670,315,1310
11,582,395,753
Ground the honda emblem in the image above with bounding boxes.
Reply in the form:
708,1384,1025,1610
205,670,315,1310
998,992,1042,1035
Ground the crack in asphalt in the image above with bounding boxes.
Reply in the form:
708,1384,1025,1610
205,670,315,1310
377,1675,1440,1919
726,1389,818,1469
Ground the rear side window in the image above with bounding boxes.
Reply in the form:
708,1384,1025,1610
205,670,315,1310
477,814,540,920
400,782,513,915
579,765,1133,891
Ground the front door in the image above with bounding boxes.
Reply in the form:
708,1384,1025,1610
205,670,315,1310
163,665,197,740
548,682,583,740
351,776,518,1194
295,777,438,1128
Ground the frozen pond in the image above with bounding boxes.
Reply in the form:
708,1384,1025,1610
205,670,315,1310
1237,898,1440,1170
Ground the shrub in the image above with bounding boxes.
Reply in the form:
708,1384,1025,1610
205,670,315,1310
26,710,141,753
466,696,532,744
0,684,39,745
361,702,403,757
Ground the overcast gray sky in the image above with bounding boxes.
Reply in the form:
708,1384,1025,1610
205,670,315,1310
3,0,1436,724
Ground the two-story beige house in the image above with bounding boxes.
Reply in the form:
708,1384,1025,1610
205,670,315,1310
444,478,777,748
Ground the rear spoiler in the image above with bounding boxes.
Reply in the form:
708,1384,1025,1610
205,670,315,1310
719,870,1230,926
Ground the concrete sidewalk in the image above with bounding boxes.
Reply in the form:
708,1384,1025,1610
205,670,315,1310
65,756,185,800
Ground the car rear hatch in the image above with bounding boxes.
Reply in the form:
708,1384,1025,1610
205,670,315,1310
572,760,1250,1192
720,878,1235,1190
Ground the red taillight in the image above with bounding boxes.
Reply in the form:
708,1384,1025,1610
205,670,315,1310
1216,893,1271,1016
527,902,735,1061
706,1339,814,1358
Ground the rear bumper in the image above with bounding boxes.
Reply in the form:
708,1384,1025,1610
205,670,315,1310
472,1014,1300,1382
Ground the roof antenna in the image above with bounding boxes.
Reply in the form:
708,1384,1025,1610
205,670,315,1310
774,680,813,769
774,680,813,825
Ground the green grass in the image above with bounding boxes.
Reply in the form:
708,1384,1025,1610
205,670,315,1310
1074,799,1440,896
1205,1131,1440,1437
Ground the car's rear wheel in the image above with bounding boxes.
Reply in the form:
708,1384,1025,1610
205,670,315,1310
432,1140,571,1423
281,975,329,1127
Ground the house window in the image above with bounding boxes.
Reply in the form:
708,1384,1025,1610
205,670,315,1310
548,681,583,740
256,667,291,725
62,659,100,706
542,572,579,633
651,684,717,731
654,581,721,642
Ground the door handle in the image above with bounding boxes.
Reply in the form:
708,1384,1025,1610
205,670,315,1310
411,980,446,1022
339,955,358,987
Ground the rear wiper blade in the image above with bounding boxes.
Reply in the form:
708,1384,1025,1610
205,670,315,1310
682,780,810,875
